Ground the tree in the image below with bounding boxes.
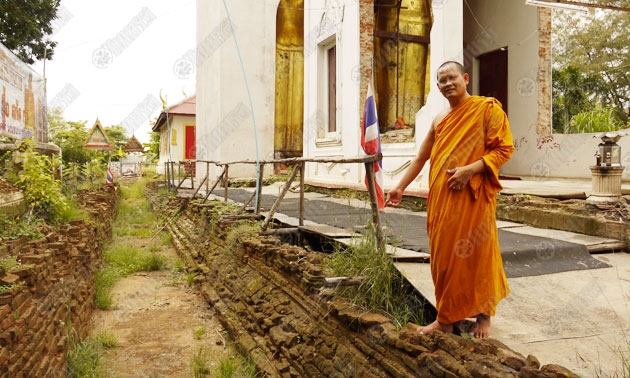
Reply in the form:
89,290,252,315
551,66,598,133
552,8,630,131
0,0,60,63
104,124,128,160
48,109,93,165
145,131,161,163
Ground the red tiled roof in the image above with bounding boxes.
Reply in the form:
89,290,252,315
152,95,196,131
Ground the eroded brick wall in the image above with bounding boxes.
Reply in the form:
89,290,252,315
162,196,580,378
0,186,119,377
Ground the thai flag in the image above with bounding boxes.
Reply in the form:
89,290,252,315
106,167,114,186
361,77,384,210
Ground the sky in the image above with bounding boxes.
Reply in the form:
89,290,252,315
31,0,196,143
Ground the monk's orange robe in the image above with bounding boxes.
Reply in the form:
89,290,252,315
427,96,514,324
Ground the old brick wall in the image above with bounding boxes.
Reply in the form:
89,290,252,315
162,196,580,378
0,186,119,377
536,7,552,136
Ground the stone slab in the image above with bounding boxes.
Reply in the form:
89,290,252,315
396,253,630,377
502,226,626,252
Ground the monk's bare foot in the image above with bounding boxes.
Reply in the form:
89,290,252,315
418,320,454,335
473,314,491,339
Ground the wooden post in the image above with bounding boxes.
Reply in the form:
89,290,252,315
170,161,176,190
261,165,300,231
190,173,208,200
255,164,264,214
175,163,193,191
205,162,210,194
224,164,229,201
201,168,226,203
165,163,170,190
237,190,257,214
299,161,305,227
190,162,194,189
364,162,385,251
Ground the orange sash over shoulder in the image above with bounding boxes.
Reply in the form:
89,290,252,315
427,96,514,324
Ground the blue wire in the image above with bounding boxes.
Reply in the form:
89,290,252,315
222,0,261,211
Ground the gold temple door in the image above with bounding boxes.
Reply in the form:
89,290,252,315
274,0,304,163
374,0,432,143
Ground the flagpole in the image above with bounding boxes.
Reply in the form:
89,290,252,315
361,61,385,252
365,159,385,252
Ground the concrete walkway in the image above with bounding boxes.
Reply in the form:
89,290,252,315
191,179,630,378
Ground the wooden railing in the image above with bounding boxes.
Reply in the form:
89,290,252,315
162,154,384,250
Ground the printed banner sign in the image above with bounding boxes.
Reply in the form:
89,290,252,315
0,42,47,142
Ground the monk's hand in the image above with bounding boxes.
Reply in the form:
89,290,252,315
385,189,402,207
446,166,472,191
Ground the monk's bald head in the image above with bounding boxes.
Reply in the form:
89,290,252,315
437,61,465,80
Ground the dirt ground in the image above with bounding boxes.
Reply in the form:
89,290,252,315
89,244,229,377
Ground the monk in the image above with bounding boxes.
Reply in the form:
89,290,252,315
385,61,514,339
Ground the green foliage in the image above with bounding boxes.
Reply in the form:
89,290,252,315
104,124,128,162
11,141,69,223
0,216,44,241
0,257,16,275
569,105,623,133
49,110,133,165
0,0,59,64
66,329,115,378
0,255,21,274
325,227,424,328
552,9,629,132
62,160,108,192
49,110,93,165
552,66,598,133
145,131,161,163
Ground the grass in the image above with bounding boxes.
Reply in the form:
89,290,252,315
325,225,425,329
66,329,118,378
0,283,24,294
224,221,260,251
94,177,168,310
194,325,206,340
191,346,212,378
213,352,261,378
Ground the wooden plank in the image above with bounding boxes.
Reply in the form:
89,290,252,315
259,228,299,236
334,238,430,262
323,276,365,287
300,224,356,238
